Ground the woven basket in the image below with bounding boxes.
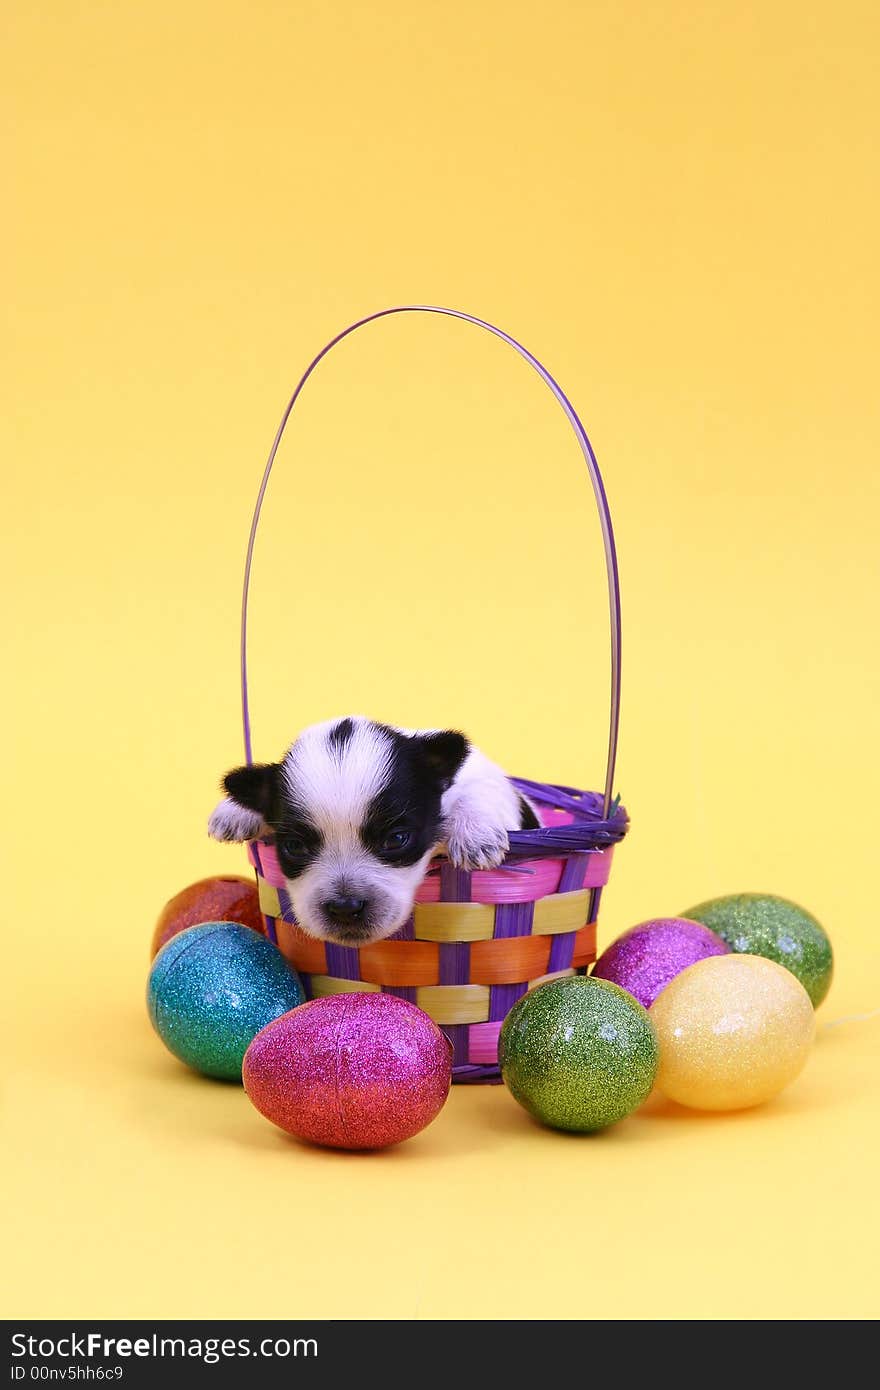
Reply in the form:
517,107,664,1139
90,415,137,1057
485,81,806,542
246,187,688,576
237,305,628,1081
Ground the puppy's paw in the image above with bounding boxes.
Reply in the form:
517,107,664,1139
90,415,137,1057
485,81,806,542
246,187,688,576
208,798,265,843
445,821,510,871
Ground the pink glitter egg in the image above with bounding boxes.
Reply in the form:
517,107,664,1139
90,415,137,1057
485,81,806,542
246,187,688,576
591,917,730,1009
242,993,452,1150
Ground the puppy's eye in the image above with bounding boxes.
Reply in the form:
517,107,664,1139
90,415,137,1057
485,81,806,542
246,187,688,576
381,829,412,852
279,835,309,859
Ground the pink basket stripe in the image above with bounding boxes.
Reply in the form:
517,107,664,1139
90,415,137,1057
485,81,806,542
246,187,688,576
468,1021,503,1064
248,841,285,887
582,849,613,888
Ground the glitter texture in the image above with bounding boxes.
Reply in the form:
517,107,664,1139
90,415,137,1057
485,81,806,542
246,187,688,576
683,893,833,1007
591,917,729,1008
242,993,452,1149
650,953,815,1110
151,876,264,958
147,922,304,1080
498,975,659,1132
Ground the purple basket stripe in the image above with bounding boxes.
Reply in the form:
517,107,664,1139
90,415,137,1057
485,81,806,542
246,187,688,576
249,842,262,875
493,901,535,939
299,971,314,999
439,941,471,985
382,985,418,1004
389,913,415,941
440,863,472,902
444,1025,470,1068
589,885,604,921
489,981,528,1021
547,931,577,973
453,1063,502,1084
324,944,362,981
558,854,589,893
263,915,278,945
277,886,295,922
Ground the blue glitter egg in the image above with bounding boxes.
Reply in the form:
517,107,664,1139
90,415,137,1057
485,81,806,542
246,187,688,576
147,922,305,1080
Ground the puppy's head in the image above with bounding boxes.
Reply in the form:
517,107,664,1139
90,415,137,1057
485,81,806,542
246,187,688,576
211,717,468,944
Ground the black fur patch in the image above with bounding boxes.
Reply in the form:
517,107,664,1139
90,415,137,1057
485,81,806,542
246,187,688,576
360,728,468,866
223,762,283,823
274,815,323,879
518,795,540,830
223,760,322,878
327,717,355,752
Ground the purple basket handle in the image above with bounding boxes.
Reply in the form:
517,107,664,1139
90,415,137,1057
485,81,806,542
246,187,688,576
240,306,622,818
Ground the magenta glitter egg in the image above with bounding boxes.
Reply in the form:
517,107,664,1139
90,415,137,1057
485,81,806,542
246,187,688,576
591,917,730,1009
242,994,452,1150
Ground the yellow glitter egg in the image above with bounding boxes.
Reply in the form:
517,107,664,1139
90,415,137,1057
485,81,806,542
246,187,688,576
649,954,815,1110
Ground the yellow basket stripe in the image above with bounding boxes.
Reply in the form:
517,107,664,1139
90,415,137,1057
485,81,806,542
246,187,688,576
528,968,577,992
413,901,496,942
258,879,281,919
531,889,590,935
415,984,490,1024
309,976,381,996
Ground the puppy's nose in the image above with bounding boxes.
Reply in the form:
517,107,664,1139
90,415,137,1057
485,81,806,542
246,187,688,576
324,895,368,925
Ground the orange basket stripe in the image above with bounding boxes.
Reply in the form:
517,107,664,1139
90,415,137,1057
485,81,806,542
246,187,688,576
274,920,328,973
469,934,551,984
572,922,598,967
272,918,596,984
358,940,440,986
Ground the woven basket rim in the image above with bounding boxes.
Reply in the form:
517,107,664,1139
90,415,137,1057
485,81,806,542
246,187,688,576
507,778,628,856
250,779,627,863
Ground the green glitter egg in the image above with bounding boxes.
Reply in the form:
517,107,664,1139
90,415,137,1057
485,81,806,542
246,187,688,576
498,975,659,1132
682,893,833,1007
147,922,305,1080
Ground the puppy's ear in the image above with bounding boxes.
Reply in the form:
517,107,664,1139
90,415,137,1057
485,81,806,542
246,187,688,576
223,762,282,821
207,762,282,842
412,731,469,788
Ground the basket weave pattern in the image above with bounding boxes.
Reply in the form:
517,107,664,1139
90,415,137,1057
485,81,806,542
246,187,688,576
249,779,627,1081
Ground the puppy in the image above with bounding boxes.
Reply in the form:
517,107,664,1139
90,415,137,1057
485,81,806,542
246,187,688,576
208,716,538,944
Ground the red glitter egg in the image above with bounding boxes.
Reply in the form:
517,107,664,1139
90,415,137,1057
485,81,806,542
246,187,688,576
151,876,264,958
243,994,452,1150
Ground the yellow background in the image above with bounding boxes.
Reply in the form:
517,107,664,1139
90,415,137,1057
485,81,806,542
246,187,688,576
3,0,879,1321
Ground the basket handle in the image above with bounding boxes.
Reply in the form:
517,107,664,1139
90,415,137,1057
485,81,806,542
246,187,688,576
240,306,622,818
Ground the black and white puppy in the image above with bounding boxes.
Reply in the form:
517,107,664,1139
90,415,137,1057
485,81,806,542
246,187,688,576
209,716,538,945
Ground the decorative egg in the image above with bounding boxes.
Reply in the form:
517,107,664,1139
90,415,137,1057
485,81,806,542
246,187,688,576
682,893,833,1006
147,922,304,1080
498,975,659,1132
649,953,815,1110
243,993,452,1150
591,916,729,1008
151,875,264,958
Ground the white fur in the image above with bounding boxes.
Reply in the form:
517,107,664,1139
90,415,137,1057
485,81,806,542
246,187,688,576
278,718,428,942
439,745,526,871
207,799,267,842
280,716,393,833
